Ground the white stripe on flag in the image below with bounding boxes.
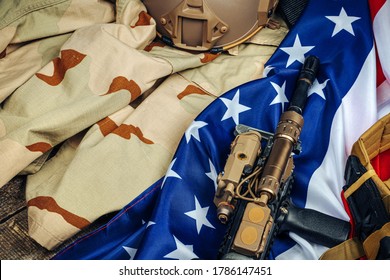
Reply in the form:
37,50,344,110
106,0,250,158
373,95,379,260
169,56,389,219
378,80,390,118
373,0,390,81
373,1,390,118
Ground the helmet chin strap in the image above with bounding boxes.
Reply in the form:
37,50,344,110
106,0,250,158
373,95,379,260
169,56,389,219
276,0,309,28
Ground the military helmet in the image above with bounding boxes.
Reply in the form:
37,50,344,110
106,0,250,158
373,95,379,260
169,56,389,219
142,0,279,52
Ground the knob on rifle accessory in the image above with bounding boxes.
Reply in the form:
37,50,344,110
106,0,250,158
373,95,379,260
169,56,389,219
214,131,262,223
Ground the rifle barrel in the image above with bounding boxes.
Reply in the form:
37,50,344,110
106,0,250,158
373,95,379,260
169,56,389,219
288,55,320,114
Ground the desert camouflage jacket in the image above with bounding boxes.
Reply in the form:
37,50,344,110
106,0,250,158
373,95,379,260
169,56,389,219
0,0,288,250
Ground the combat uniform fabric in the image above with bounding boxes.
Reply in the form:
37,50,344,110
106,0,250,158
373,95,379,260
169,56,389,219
0,0,288,249
0,0,116,102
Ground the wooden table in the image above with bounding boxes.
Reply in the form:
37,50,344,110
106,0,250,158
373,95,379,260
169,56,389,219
0,176,108,260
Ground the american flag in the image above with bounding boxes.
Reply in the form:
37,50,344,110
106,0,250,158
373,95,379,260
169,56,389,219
53,0,389,260
372,0,390,119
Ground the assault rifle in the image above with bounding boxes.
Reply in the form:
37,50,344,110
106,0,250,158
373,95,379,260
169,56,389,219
214,56,350,259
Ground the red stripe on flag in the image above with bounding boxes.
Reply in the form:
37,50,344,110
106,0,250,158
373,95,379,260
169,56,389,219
371,148,390,181
341,190,355,238
369,0,387,86
369,0,387,18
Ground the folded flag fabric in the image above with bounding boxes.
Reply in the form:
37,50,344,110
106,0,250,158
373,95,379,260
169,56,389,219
371,0,390,118
54,0,388,260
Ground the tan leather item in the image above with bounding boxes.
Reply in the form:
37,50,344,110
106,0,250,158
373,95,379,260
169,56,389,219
350,113,390,199
321,113,390,260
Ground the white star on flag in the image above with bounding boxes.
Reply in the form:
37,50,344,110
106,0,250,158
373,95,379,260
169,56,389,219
142,220,156,228
184,196,215,234
205,159,218,192
164,236,198,260
270,81,289,111
308,79,329,100
263,65,275,77
280,35,315,67
185,121,208,143
220,89,251,125
161,158,181,188
123,246,137,260
146,221,156,228
326,7,361,37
